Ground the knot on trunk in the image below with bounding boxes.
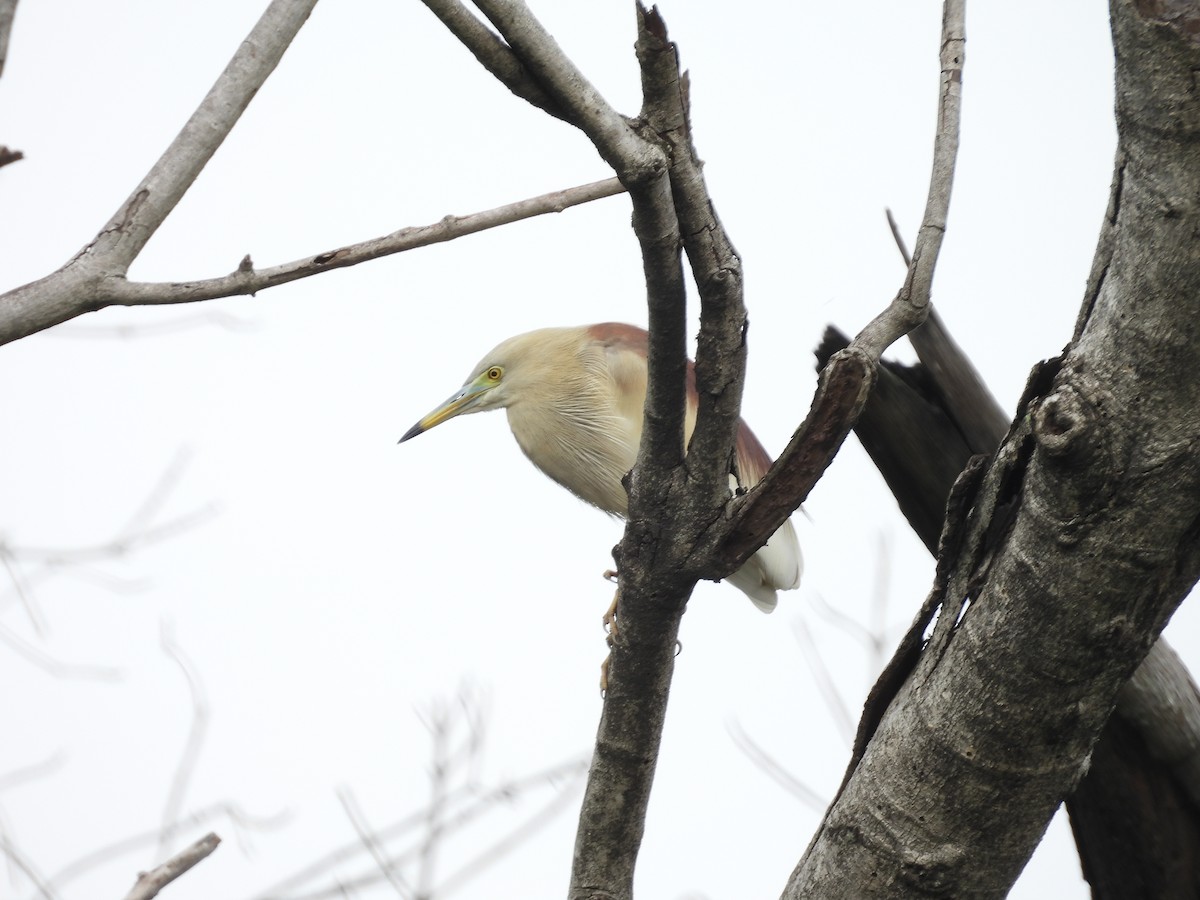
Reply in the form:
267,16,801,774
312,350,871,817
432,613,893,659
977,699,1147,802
1033,385,1094,460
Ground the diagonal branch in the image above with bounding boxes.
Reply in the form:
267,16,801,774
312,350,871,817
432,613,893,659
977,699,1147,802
714,0,966,575
419,0,567,120
470,0,663,181
0,0,317,346
85,0,317,273
122,833,219,900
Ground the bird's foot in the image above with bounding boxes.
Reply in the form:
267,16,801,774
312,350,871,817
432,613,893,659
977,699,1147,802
600,580,621,696
602,569,619,583
602,589,620,645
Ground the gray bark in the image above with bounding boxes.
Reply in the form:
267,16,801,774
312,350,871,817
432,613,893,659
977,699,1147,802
786,2,1200,896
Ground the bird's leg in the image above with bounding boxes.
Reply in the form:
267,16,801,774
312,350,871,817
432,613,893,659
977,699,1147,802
600,569,621,695
601,569,621,643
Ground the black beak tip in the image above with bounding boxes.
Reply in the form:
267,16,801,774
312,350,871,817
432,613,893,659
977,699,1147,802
398,422,425,444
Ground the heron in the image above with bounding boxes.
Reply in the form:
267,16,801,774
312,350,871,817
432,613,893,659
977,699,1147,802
399,322,801,617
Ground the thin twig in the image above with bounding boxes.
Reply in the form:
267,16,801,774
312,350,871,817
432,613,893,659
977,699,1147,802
293,767,586,900
851,3,965,359
156,624,210,862
0,620,121,681
46,802,286,895
419,763,585,899
251,757,586,899
6,505,219,565
0,834,58,900
415,702,451,900
122,833,220,900
727,723,827,815
885,207,912,267
794,618,856,747
718,0,966,569
0,753,66,793
336,787,412,899
0,549,46,636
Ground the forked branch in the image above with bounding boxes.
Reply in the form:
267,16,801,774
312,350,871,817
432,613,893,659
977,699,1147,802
715,0,965,573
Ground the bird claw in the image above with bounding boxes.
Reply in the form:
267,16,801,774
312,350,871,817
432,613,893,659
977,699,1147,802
602,569,619,584
602,590,620,645
600,580,621,696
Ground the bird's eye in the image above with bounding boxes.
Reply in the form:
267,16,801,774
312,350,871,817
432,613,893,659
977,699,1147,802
486,366,503,382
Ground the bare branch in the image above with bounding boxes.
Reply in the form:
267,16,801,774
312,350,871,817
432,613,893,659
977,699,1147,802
253,757,586,899
122,832,219,900
297,767,586,900
418,0,567,120
470,0,662,179
885,207,912,267
46,802,285,895
415,702,453,900
0,753,66,794
114,177,624,307
794,618,856,747
336,787,412,899
87,0,316,272
0,548,47,636
429,764,585,898
156,624,210,862
0,834,58,900
717,0,966,572
727,723,827,815
0,0,314,345
852,4,964,358
0,620,121,682
0,176,625,345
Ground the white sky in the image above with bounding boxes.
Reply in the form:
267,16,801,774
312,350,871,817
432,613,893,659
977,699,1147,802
1,1,1195,898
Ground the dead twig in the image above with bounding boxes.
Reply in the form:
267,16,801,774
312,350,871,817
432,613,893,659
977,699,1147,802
122,833,220,900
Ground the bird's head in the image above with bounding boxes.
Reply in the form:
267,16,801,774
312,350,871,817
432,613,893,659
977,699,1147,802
399,329,570,443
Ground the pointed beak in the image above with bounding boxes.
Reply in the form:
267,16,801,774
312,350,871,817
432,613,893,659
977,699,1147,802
399,379,493,443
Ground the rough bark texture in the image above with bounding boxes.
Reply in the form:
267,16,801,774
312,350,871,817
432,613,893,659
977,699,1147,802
819,315,1200,898
786,2,1200,896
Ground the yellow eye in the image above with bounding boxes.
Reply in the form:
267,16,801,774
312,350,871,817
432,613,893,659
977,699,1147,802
486,366,503,382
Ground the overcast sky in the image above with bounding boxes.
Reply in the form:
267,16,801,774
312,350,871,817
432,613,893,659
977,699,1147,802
1,1,1193,898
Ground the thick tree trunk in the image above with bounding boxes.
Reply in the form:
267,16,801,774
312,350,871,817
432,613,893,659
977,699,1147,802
788,2,1200,895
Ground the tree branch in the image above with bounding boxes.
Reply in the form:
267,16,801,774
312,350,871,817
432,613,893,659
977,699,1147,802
715,0,966,574
0,175,625,346
88,0,317,273
783,1,1200,893
418,0,568,121
0,0,316,344
822,233,1200,897
470,0,662,180
122,832,219,900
